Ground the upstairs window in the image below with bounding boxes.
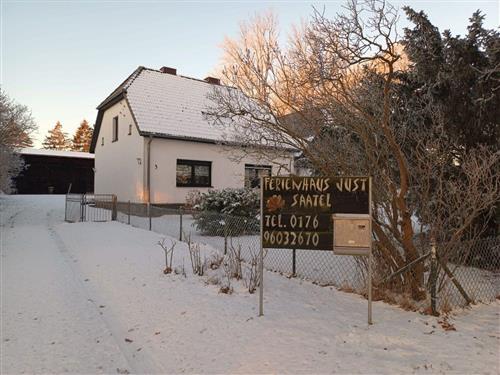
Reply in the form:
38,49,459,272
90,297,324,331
176,159,212,187
245,164,272,188
112,116,118,142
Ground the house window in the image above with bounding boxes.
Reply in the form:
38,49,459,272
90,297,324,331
112,116,118,142
176,159,212,187
128,124,132,135
245,164,272,188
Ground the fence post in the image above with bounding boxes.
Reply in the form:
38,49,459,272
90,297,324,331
148,203,152,231
437,254,473,306
429,241,438,316
127,200,131,225
64,195,68,222
111,195,117,221
292,249,296,277
80,194,85,222
224,213,228,255
179,207,183,241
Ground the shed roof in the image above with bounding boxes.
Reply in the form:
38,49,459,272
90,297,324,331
19,148,95,159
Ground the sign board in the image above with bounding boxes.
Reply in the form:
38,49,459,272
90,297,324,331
261,176,370,250
258,176,373,324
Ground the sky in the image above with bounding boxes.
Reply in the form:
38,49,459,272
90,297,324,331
1,0,498,148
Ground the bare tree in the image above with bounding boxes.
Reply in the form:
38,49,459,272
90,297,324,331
207,0,499,302
0,90,37,193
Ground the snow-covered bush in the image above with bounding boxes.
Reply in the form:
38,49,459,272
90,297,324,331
191,188,259,236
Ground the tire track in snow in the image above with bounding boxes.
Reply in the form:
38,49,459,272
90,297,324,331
47,217,159,374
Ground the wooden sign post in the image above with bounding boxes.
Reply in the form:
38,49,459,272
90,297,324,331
259,176,373,324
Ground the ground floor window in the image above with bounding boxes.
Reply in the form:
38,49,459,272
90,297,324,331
245,164,272,188
176,159,212,187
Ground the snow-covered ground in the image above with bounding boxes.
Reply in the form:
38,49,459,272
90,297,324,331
1,195,499,374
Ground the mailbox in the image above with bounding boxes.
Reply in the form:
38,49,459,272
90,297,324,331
332,214,371,255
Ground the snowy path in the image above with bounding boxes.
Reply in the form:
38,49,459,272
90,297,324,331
1,196,131,374
1,195,499,374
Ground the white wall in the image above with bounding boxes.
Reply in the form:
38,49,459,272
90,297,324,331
95,100,295,204
94,99,146,202
149,138,294,204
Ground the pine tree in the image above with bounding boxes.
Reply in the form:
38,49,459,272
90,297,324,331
71,119,93,152
42,121,71,150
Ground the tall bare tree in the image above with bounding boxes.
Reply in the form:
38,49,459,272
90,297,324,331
207,0,499,301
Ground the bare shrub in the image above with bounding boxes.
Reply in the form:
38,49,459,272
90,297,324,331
243,248,261,294
158,238,176,274
206,252,224,271
219,258,233,294
227,243,243,280
185,233,205,276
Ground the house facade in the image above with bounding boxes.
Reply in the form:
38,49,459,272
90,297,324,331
90,66,294,204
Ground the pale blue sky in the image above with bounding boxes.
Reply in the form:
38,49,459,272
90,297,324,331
1,0,498,147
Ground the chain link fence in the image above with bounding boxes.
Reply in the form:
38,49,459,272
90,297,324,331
112,201,499,313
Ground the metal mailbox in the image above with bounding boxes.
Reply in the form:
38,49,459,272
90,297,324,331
332,214,371,255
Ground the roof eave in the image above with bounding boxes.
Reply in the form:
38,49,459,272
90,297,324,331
90,91,126,153
140,131,298,152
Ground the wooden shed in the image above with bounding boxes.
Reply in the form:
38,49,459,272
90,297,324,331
14,148,94,194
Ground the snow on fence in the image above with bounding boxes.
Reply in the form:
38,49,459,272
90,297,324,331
107,201,500,313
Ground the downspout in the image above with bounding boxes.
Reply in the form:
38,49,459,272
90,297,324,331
146,135,153,203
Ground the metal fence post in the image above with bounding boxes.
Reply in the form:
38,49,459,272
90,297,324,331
179,207,183,241
224,213,228,255
430,240,438,316
148,203,152,231
127,200,131,225
64,195,68,222
80,194,85,222
259,179,264,317
111,195,117,221
368,249,373,325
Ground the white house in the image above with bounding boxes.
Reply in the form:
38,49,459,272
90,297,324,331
90,66,295,204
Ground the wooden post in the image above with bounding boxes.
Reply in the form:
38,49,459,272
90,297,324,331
437,254,473,305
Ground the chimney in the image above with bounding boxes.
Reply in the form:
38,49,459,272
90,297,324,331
160,66,177,75
204,76,220,85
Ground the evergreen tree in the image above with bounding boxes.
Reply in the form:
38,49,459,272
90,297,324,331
401,8,500,150
42,121,71,150
71,119,93,152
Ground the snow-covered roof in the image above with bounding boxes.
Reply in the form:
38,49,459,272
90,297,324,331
19,148,94,159
125,69,231,142
90,66,297,153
